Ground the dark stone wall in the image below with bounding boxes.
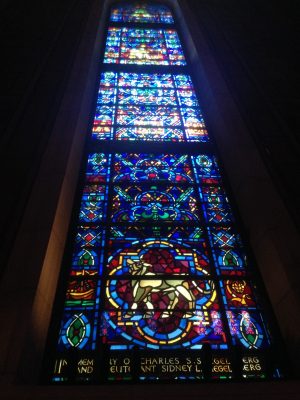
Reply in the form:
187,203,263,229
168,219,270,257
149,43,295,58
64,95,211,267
185,0,299,227
0,0,104,387
180,0,300,378
0,0,93,278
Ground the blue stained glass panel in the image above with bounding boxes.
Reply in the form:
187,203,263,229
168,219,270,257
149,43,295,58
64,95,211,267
212,248,247,276
92,72,209,142
208,226,242,249
115,127,185,141
94,105,115,126
191,154,221,183
112,153,194,183
118,87,177,106
116,105,181,126
174,74,194,89
49,0,277,378
226,310,269,349
79,185,107,223
92,125,113,141
100,308,227,350
86,153,110,183
97,86,116,104
177,89,198,107
199,184,234,224
99,71,117,86
52,149,275,380
181,107,205,128
71,248,101,277
118,72,174,88
104,28,186,66
75,226,102,248
111,185,201,222
58,309,97,351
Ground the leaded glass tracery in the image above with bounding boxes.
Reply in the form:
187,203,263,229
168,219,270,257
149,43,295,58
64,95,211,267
110,3,174,23
104,28,185,65
93,72,208,142
47,1,282,384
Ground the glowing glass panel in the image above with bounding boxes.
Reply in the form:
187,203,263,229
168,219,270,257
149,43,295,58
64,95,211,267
113,153,194,183
92,72,209,142
51,151,274,382
104,28,186,65
110,3,174,24
107,230,210,276
57,153,270,344
111,184,201,222
50,0,278,382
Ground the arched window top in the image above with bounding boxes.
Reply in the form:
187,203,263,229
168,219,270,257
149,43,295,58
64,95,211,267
110,2,174,24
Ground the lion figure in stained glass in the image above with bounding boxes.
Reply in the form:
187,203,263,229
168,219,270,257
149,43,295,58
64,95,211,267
127,257,197,318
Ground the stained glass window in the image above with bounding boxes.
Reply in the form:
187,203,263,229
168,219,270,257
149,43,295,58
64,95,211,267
47,2,282,384
93,72,208,142
104,28,185,65
110,3,174,23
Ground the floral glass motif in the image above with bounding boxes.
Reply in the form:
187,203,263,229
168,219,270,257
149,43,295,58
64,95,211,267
113,153,194,183
51,1,276,383
92,72,208,142
111,184,200,222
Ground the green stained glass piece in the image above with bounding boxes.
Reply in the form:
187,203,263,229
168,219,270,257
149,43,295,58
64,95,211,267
67,314,86,347
247,334,256,345
193,229,203,239
241,315,259,348
79,250,94,266
94,154,105,164
224,251,238,266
